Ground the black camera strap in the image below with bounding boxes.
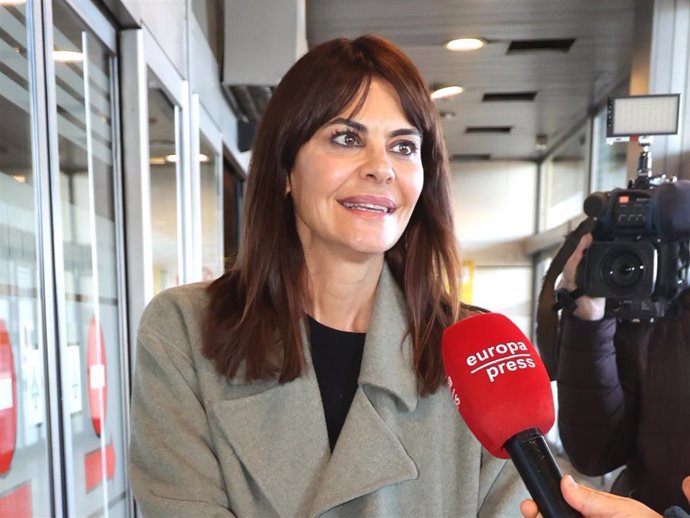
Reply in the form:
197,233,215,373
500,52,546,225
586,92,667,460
535,217,597,380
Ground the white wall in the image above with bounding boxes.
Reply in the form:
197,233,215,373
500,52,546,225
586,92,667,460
121,0,188,77
451,160,538,336
452,160,537,266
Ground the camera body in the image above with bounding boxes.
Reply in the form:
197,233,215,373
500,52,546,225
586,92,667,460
577,179,690,319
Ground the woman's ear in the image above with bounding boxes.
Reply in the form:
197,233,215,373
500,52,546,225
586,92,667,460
285,173,291,195
682,475,690,504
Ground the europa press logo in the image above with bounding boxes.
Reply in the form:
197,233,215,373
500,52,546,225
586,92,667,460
466,340,536,383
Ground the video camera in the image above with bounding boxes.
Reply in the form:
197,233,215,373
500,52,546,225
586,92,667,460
577,94,690,320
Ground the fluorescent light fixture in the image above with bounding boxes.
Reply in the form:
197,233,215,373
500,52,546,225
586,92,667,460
607,94,680,137
149,157,167,166
446,38,485,52
164,153,210,163
431,85,464,100
53,50,84,63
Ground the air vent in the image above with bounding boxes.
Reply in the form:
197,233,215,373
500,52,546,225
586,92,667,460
451,153,492,161
223,85,274,124
465,126,513,134
482,92,537,102
507,38,575,53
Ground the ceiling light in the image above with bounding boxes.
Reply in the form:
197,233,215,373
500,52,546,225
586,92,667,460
431,85,464,100
13,175,26,183
53,50,84,63
149,156,167,166
0,1,27,5
445,38,485,52
161,154,210,163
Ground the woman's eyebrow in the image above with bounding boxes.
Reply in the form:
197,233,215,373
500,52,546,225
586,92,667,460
328,117,366,133
390,128,422,139
328,117,421,139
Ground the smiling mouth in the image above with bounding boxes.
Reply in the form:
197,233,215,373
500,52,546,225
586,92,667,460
340,201,395,214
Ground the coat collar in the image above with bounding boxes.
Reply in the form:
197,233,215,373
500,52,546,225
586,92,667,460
211,263,420,518
358,263,419,412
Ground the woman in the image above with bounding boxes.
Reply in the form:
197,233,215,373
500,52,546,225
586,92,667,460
129,34,527,517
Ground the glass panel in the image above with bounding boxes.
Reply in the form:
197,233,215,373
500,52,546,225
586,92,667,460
52,0,128,515
592,108,629,192
148,77,181,294
541,129,589,230
0,1,52,516
199,134,222,280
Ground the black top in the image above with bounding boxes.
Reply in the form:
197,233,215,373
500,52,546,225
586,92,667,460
308,316,365,451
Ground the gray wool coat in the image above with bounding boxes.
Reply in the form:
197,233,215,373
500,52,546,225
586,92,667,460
129,265,528,517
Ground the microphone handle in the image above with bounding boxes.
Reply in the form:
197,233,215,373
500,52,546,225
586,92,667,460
504,428,583,518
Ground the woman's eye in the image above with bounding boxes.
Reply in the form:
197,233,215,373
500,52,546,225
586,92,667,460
392,141,418,156
332,131,361,147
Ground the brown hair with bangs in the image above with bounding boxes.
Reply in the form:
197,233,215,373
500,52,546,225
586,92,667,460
203,34,465,396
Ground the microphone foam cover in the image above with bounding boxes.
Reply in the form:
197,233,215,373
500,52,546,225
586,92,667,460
442,313,554,458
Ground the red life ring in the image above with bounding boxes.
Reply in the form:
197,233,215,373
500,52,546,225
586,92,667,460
87,317,107,437
0,319,17,474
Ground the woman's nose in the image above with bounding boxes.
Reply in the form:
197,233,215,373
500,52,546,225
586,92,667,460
361,145,395,183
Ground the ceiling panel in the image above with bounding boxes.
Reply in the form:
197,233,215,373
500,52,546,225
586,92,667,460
306,0,635,160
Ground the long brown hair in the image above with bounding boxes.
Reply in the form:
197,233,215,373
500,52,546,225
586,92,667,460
203,34,464,395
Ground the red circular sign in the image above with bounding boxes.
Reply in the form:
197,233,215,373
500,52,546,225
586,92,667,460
0,319,17,474
87,317,107,437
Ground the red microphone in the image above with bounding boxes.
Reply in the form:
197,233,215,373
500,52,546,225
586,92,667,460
442,312,581,518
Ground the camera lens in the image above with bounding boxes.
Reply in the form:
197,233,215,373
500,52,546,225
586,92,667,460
604,252,645,288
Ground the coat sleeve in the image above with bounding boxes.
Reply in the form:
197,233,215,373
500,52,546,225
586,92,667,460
555,315,638,475
129,293,237,518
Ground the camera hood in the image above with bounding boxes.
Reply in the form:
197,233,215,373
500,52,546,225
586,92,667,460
655,180,690,241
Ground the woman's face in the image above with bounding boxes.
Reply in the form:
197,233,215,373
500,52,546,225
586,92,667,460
288,79,424,263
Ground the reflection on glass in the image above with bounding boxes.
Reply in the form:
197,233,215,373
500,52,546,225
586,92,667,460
542,130,589,230
593,109,628,192
0,2,52,516
52,0,128,515
199,134,222,280
148,78,180,293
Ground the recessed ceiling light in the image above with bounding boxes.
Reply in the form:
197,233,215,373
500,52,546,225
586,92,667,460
431,85,464,100
445,38,485,52
53,50,83,63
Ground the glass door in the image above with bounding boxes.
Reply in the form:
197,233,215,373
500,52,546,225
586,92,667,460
0,0,52,515
197,101,223,280
50,0,129,515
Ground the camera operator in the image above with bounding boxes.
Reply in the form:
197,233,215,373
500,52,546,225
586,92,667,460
554,229,690,514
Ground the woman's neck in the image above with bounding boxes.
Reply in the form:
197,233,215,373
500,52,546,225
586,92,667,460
303,254,384,333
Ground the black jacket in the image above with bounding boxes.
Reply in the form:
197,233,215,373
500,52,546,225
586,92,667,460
556,310,690,513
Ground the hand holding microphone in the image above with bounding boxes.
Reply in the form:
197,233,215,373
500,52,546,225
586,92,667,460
442,312,582,518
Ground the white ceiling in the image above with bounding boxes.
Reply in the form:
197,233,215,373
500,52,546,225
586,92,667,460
306,0,636,161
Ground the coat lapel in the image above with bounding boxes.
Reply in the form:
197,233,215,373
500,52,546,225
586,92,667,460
309,265,420,516
210,350,331,518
